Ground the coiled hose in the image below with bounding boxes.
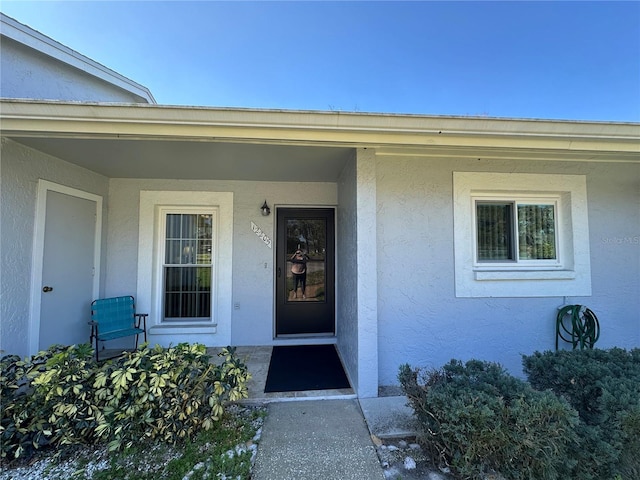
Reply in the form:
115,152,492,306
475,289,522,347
556,304,600,350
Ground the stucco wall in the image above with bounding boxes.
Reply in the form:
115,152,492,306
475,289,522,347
105,178,337,346
0,138,109,357
0,37,146,103
336,154,359,389
376,156,640,387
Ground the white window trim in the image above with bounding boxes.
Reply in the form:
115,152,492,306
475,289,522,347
453,172,591,298
137,191,233,344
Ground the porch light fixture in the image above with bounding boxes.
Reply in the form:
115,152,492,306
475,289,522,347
261,200,271,216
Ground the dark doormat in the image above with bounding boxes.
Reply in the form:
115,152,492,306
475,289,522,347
264,344,351,393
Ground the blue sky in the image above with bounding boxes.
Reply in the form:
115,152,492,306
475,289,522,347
1,1,639,122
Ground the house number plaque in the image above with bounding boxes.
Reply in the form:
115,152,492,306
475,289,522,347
251,222,272,248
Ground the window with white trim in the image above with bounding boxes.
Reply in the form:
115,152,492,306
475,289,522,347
160,208,215,322
453,172,591,298
137,190,233,343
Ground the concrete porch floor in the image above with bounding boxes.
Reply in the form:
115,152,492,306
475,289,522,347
208,346,357,402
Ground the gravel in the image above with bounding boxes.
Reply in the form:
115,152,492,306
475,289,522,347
375,436,508,480
0,405,265,480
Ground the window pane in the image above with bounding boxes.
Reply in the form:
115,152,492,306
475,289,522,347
165,239,181,264
476,203,514,261
166,214,182,239
518,204,556,260
198,240,212,264
181,214,197,238
198,214,212,238
181,239,196,264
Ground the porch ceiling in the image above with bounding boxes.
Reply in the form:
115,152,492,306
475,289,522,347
8,136,355,182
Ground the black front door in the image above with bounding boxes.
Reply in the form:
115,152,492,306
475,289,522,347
276,208,335,336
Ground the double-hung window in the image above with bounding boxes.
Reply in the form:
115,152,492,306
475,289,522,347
475,197,559,266
453,172,591,298
161,210,214,322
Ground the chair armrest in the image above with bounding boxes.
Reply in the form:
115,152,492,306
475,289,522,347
134,313,148,330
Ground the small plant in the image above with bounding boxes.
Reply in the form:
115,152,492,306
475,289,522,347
399,359,578,480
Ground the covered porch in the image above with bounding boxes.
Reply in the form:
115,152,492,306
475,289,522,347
0,100,380,397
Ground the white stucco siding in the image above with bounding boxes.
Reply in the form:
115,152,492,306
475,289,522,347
586,162,640,347
106,178,337,347
354,149,380,398
336,149,381,397
0,138,109,357
375,156,640,387
0,37,147,103
336,155,359,391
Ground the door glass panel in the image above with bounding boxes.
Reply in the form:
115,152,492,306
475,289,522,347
286,218,326,302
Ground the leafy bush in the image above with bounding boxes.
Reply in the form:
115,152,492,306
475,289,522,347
0,343,98,459
94,343,250,451
0,343,250,460
399,359,579,480
523,348,640,479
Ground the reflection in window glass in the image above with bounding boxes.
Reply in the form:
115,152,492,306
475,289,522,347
286,219,326,302
518,204,556,260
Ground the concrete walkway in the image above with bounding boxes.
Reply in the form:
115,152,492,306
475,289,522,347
252,399,385,480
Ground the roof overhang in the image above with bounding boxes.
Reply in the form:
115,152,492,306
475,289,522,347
1,100,638,181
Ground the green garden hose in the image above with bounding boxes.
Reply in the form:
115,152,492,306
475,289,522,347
555,304,600,350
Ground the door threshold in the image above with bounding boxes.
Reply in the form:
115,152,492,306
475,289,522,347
272,336,336,346
242,390,357,404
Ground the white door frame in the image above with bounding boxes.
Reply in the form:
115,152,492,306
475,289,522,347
29,180,102,354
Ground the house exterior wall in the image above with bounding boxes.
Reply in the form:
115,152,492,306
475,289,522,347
105,178,337,347
336,154,359,390
335,148,380,397
375,155,640,387
354,148,380,397
0,138,109,357
0,36,148,103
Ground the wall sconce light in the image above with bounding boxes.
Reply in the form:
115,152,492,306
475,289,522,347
260,200,271,216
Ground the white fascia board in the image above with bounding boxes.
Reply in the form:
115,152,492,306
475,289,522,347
0,13,156,104
0,100,638,161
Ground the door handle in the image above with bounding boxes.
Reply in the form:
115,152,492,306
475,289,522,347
42,286,53,293
277,267,282,278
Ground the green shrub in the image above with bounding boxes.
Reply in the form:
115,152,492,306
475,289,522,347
93,343,250,451
523,348,640,479
0,344,98,459
399,360,579,480
0,343,250,460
